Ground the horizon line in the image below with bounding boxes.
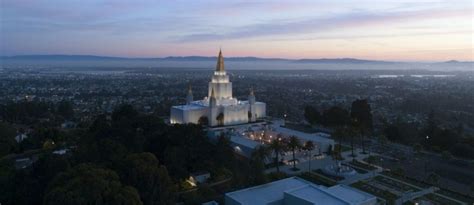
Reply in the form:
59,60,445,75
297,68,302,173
3,53,472,63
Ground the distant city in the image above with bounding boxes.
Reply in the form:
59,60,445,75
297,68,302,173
1,52,473,205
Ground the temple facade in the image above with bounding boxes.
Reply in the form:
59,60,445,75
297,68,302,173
170,49,266,126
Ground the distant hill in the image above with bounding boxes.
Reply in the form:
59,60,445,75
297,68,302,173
294,58,394,64
0,55,389,63
441,60,474,64
0,55,155,61
1,55,472,71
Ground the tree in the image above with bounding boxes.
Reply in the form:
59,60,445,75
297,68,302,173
215,136,235,168
269,136,287,173
250,146,270,185
0,122,17,157
288,136,301,171
304,106,321,125
112,104,138,122
425,109,437,138
321,106,350,127
42,139,56,150
351,99,373,154
121,153,175,205
342,122,358,159
216,113,224,126
350,99,373,132
332,127,346,154
384,124,400,142
56,100,74,119
303,141,315,172
198,116,208,126
44,164,142,205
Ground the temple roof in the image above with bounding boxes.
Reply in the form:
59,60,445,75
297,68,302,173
216,49,225,72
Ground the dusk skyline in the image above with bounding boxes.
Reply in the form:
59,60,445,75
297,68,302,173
1,0,473,61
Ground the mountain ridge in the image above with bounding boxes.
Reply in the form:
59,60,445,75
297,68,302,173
1,55,471,64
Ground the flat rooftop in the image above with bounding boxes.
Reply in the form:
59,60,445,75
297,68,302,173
230,135,261,149
326,185,376,204
225,177,376,205
285,185,349,205
273,125,334,143
226,177,310,205
171,104,206,110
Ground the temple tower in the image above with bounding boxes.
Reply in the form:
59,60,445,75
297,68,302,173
208,49,233,100
248,88,257,122
209,88,218,126
186,85,193,105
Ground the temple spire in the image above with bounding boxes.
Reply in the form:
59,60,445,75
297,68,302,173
210,87,215,98
216,49,225,72
186,84,193,104
188,84,192,94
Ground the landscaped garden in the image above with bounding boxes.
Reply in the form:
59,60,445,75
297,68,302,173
381,171,474,204
299,172,337,187
350,159,378,171
314,169,345,181
351,181,398,205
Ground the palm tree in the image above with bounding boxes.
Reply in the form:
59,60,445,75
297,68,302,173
250,146,270,184
303,141,315,172
348,126,358,159
288,136,301,171
269,135,286,173
332,127,346,156
252,146,270,163
377,134,388,153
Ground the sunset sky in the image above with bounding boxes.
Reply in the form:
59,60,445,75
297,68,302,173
1,0,473,61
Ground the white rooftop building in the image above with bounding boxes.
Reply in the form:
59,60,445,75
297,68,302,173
225,177,376,205
170,49,266,127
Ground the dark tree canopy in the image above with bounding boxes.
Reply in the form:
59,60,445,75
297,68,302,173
0,122,17,157
198,116,209,126
350,99,373,132
321,106,350,127
121,153,174,205
304,105,321,125
44,164,142,205
56,100,74,119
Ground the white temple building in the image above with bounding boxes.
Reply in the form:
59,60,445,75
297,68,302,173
170,49,266,127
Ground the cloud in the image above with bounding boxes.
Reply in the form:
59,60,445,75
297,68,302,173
175,8,472,42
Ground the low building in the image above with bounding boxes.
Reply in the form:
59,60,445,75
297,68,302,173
187,171,211,187
225,177,376,205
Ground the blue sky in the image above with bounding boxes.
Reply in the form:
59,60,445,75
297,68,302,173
1,0,472,61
